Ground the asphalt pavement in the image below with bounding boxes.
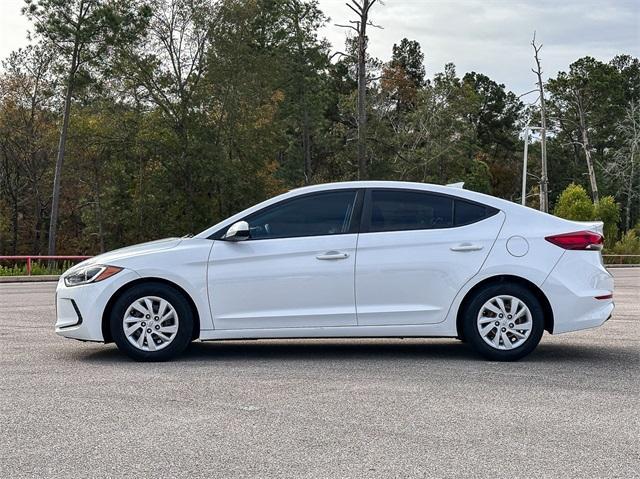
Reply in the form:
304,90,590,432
1,269,638,478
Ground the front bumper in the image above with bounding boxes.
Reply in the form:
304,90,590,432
55,268,140,342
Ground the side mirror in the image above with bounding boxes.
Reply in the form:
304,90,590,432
223,221,250,241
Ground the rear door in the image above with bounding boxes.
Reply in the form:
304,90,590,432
355,188,504,326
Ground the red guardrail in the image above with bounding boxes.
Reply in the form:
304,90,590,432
0,256,91,275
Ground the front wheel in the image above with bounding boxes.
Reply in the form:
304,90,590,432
110,282,194,361
462,283,544,361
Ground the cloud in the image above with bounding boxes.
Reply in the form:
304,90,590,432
0,0,31,64
319,0,639,94
1,0,637,95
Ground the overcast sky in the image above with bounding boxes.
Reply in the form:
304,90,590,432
1,0,638,95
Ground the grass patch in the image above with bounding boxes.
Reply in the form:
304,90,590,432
603,255,640,265
0,261,76,276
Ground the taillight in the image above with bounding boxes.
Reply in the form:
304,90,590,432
545,231,604,250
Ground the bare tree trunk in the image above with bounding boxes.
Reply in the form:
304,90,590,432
0,140,23,255
96,202,105,252
32,189,43,254
93,159,105,253
48,26,81,256
216,181,223,219
11,194,18,255
302,109,312,183
539,107,548,212
624,103,639,231
48,75,75,255
291,8,313,185
626,142,636,231
179,128,195,233
337,0,379,179
350,0,378,180
137,156,145,242
532,34,548,213
576,95,599,204
357,16,368,180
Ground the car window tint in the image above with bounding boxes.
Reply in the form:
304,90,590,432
246,191,357,239
454,200,491,226
369,190,453,232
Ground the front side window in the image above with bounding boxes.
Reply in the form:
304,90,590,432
244,190,357,240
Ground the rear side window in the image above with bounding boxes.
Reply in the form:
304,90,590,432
244,190,357,240
368,190,454,232
454,200,498,226
366,190,499,233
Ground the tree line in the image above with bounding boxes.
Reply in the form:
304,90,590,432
0,0,638,256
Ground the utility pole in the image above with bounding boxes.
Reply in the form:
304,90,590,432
532,33,549,213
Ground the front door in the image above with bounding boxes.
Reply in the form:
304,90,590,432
208,189,362,330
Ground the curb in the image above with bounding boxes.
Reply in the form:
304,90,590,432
0,275,60,283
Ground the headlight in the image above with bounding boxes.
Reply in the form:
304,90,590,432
63,265,123,287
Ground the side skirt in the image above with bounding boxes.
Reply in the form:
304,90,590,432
199,323,457,341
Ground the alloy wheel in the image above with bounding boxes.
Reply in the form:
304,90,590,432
123,296,180,352
476,295,533,350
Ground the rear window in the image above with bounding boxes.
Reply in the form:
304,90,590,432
366,189,499,232
454,200,498,226
368,190,454,232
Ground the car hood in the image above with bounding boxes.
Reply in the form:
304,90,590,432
69,237,183,271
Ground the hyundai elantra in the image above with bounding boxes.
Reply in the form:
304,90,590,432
55,181,614,361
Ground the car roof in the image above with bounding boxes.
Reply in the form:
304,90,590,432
288,181,513,208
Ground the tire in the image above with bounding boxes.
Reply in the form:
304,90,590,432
462,283,544,361
110,282,194,361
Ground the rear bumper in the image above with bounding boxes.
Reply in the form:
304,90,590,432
541,251,614,334
549,299,614,334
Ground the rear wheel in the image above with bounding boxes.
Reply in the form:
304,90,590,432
462,283,544,361
110,283,194,361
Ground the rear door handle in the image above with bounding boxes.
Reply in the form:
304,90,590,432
450,243,484,252
316,251,349,260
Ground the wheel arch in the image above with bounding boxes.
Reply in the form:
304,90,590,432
456,274,554,340
101,277,201,343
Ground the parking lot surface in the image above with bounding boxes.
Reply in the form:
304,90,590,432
1,269,638,478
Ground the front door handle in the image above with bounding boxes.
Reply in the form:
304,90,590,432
316,251,349,260
450,243,484,252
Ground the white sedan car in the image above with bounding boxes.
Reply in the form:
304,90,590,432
55,181,614,361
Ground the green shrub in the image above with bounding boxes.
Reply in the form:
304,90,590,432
553,183,620,247
595,196,621,248
553,183,595,221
